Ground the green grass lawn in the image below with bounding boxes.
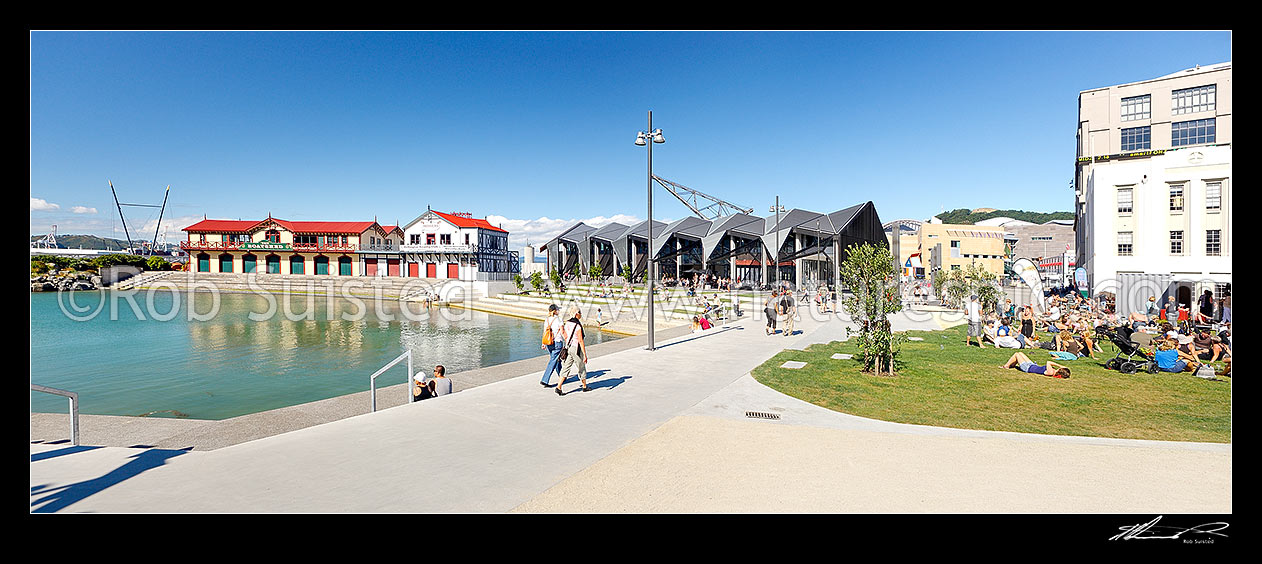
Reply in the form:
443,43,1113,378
752,324,1232,443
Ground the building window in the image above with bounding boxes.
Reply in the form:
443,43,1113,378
464,233,470,245
1121,94,1150,121
410,234,421,245
1170,231,1183,255
1206,230,1221,256
1120,126,1150,151
440,234,452,245
1117,232,1133,256
1171,84,1215,115
1117,187,1133,214
950,240,960,258
1171,118,1216,147
1205,181,1221,210
427,233,436,245
950,265,960,270
1214,282,1230,301
1169,184,1185,212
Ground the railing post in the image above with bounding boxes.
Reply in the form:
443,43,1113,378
406,350,414,404
32,384,79,446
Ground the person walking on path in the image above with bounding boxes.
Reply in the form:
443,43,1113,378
555,305,590,395
540,304,565,387
780,289,797,337
966,294,983,347
764,291,780,336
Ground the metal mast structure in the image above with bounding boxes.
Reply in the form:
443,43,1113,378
651,175,754,220
109,181,170,255
34,225,58,249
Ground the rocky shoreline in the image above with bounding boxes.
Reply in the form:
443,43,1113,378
30,272,102,292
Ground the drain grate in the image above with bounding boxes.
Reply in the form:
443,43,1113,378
745,411,781,420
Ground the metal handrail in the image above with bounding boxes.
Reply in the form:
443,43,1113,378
31,384,79,446
369,350,414,412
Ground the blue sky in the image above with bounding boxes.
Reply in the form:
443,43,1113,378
30,30,1231,248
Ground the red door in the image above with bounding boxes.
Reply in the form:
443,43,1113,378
447,263,459,279
426,263,436,278
365,259,378,277
408,262,418,278
388,259,400,277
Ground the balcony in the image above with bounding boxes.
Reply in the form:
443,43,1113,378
400,243,477,254
180,241,365,254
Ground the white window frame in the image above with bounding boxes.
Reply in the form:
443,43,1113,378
1171,84,1216,116
1205,181,1222,211
1169,184,1185,213
1117,186,1133,215
1117,232,1133,256
1170,230,1184,256
1121,94,1150,121
1206,230,1221,256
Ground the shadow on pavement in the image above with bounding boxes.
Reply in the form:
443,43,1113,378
653,325,742,350
30,448,188,513
31,445,101,462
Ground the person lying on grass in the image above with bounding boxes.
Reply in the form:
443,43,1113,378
1000,351,1071,379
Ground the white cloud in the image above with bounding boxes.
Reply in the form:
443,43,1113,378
70,206,98,214
31,198,60,211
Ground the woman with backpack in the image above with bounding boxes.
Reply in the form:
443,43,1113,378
539,304,565,387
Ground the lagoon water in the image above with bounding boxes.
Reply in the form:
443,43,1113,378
30,290,620,420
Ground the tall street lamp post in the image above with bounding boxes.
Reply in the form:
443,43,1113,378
635,111,665,351
770,196,785,290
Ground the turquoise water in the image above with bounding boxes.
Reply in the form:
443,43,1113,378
30,290,620,420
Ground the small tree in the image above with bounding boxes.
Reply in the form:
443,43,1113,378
529,271,545,294
549,268,563,291
621,264,634,283
513,274,525,294
588,263,603,280
146,256,171,272
838,242,905,376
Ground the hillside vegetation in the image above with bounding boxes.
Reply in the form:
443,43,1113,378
934,208,1073,225
29,234,131,250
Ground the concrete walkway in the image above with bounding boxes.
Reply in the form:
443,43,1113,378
30,309,1231,513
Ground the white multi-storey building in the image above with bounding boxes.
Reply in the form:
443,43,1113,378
1074,62,1231,316
400,209,518,281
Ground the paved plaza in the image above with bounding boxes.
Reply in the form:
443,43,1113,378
30,308,1231,513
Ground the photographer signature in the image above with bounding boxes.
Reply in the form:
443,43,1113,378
1110,516,1229,541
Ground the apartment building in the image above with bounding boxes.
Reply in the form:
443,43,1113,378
1074,62,1231,315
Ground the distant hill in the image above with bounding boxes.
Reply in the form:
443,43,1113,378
30,234,131,251
933,208,1074,225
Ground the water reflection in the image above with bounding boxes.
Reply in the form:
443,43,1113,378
32,291,621,420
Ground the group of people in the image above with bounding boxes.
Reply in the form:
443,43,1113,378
412,364,454,401
963,287,1232,378
763,287,798,337
540,303,591,395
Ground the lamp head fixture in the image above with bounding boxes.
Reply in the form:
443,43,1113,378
652,129,665,144
634,132,647,146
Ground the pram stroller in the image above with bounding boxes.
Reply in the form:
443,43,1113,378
1097,325,1158,374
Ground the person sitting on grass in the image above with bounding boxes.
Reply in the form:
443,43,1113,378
1000,351,1071,379
993,317,1025,349
1154,338,1199,373
1127,310,1150,332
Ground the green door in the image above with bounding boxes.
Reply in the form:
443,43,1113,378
219,255,233,273
243,254,256,273
267,255,280,274
290,256,304,274
339,256,352,276
315,256,329,275
198,254,210,272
